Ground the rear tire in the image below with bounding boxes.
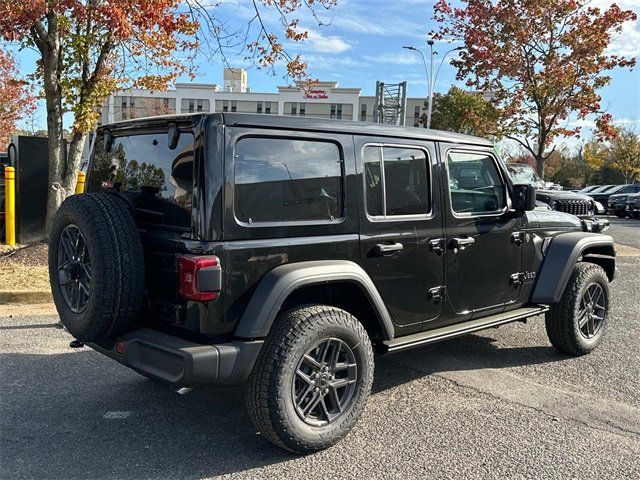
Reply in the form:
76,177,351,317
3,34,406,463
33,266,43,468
545,263,610,356
246,305,374,454
48,193,145,342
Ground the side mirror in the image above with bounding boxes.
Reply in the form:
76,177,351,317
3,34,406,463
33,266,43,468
513,184,536,212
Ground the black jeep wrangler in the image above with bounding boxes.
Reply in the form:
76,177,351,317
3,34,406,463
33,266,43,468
49,113,616,454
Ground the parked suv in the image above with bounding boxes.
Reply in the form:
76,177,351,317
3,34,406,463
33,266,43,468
625,193,640,219
49,114,616,453
506,163,602,219
607,184,640,217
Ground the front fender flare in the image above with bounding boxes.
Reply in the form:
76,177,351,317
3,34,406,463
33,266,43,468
233,260,395,340
531,232,615,304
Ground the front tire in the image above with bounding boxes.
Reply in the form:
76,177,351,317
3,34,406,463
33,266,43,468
545,263,610,356
246,305,374,454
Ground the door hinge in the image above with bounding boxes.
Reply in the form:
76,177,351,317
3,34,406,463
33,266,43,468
511,231,525,246
428,286,446,303
510,272,525,287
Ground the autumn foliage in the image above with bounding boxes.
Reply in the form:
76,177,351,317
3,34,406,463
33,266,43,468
432,0,637,176
0,0,337,234
0,47,35,148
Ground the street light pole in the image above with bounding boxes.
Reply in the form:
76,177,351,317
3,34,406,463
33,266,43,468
426,40,435,129
404,42,465,129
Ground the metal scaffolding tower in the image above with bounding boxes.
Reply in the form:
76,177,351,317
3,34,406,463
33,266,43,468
373,81,407,126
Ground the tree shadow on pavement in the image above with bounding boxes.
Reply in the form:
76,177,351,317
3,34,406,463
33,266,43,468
0,328,567,479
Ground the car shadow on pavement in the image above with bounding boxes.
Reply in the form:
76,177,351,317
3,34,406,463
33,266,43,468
0,330,567,479
372,329,567,394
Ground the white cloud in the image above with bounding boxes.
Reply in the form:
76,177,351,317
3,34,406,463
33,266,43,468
589,0,640,57
362,52,422,65
304,28,352,53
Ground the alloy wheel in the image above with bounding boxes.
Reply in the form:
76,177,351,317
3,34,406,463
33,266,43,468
578,283,606,339
292,338,358,426
58,224,92,313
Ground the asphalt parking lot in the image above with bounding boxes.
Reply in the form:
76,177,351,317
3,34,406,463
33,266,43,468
1,218,639,480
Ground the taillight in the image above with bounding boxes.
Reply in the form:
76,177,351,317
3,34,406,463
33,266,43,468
178,255,221,302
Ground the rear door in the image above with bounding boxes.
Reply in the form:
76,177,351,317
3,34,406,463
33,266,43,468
357,137,445,334
440,145,523,321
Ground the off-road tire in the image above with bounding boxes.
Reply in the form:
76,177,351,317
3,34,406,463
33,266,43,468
246,305,374,454
545,262,610,356
48,193,145,342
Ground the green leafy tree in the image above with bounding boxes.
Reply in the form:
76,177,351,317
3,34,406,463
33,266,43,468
425,86,499,138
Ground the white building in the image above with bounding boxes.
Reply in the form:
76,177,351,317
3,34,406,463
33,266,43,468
101,69,427,127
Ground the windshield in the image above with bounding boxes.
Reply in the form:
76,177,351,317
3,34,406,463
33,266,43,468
579,185,599,193
603,185,625,194
590,185,613,193
506,164,546,189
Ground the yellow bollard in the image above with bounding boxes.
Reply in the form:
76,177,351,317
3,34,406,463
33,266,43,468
75,171,86,194
4,166,16,246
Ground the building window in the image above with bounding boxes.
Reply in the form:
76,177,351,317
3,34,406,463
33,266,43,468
291,103,297,116
257,102,263,114
414,105,421,127
234,137,343,224
188,99,195,113
360,104,367,122
121,97,135,120
265,102,271,114
223,100,228,112
196,99,204,112
299,102,306,116
231,100,237,112
330,104,343,120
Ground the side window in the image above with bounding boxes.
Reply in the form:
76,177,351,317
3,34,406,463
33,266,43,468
447,151,506,215
363,145,430,218
234,137,343,224
88,131,194,229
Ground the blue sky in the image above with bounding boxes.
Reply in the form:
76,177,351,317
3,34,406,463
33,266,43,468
12,0,640,137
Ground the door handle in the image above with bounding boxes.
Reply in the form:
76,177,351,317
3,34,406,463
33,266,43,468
449,237,475,252
372,242,404,256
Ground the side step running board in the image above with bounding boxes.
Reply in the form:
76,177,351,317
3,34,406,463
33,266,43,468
382,305,549,353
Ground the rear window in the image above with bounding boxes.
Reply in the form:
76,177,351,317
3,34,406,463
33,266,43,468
88,130,194,229
234,137,343,224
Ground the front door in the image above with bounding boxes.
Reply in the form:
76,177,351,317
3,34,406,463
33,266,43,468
357,137,445,334
441,146,522,320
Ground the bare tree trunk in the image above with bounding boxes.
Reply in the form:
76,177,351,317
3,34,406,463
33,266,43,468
64,131,88,191
42,31,65,238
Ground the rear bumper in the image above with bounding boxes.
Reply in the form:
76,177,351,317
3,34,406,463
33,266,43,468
90,329,263,387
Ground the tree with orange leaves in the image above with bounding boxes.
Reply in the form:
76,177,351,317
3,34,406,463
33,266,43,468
432,0,637,177
0,47,35,149
0,0,337,233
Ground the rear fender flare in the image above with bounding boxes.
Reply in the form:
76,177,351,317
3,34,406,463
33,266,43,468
233,260,395,340
531,232,615,304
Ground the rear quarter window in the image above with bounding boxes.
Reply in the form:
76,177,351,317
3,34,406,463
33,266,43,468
234,137,343,224
87,130,194,229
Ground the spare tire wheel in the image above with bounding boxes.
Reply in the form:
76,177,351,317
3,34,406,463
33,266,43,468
48,193,145,342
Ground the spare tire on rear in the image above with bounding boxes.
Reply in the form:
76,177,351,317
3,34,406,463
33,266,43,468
48,193,145,342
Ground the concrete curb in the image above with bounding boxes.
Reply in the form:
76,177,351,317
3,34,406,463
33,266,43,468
0,291,53,305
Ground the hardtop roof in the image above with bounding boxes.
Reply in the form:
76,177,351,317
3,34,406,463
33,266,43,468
101,112,493,147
